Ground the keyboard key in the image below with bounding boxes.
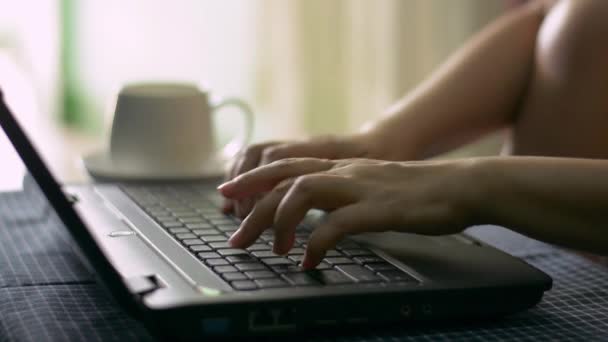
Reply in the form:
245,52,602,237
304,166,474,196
222,272,247,281
342,249,373,257
245,270,276,279
175,233,197,240
316,261,332,270
336,241,360,249
288,255,304,263
191,229,220,236
282,272,320,286
235,263,268,271
195,207,217,214
173,211,199,218
354,256,385,264
325,250,342,257
205,258,229,266
226,255,257,263
197,252,221,259
365,263,398,272
209,219,235,225
270,265,302,273
162,222,183,228
232,280,257,290
324,257,354,265
378,270,417,283
158,215,179,222
261,258,294,266
189,245,212,252
247,244,271,251
252,251,278,258
214,266,238,273
186,223,213,229
201,235,228,243
208,242,232,249
165,206,189,212
217,225,239,232
311,270,353,285
168,227,190,234
336,265,382,283
288,247,306,255
204,213,227,219
182,239,205,245
260,235,274,242
218,249,248,256
179,217,204,223
255,278,288,288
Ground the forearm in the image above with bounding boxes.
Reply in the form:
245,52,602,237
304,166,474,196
472,156,608,255
364,1,547,160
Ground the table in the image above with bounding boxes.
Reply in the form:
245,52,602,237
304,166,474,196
1,177,607,341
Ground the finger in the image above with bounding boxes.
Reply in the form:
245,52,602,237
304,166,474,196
228,179,294,248
302,203,387,269
272,175,360,254
233,142,282,178
231,142,281,217
235,198,255,219
224,152,245,214
219,158,335,199
235,193,267,219
259,138,340,165
222,158,240,213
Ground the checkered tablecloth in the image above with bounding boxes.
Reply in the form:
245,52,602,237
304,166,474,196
1,180,607,341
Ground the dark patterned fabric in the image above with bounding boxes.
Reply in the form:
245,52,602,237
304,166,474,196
1,182,607,341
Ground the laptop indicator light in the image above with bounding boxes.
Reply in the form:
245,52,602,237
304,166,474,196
197,286,222,297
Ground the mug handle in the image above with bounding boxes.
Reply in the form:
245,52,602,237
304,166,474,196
211,97,254,161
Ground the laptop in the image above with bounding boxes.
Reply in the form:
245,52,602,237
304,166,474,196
0,91,552,339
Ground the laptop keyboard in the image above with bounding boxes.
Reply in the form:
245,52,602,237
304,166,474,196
122,185,418,291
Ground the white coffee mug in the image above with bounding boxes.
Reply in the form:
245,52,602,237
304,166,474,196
105,83,252,178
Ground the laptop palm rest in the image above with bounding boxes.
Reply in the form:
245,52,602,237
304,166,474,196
353,232,550,289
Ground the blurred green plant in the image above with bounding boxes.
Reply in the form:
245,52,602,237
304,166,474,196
60,0,101,132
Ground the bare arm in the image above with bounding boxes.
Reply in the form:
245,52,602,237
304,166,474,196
474,156,608,255
364,1,549,160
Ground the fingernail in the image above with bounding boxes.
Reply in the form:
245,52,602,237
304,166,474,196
228,236,240,248
228,230,242,247
217,181,235,194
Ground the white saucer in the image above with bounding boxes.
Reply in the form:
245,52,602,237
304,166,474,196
82,150,224,181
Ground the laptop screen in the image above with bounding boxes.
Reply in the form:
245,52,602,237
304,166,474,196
0,90,133,304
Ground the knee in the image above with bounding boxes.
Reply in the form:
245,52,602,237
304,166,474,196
536,0,608,82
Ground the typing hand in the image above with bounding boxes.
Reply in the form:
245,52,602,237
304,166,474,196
219,158,477,269
223,134,378,218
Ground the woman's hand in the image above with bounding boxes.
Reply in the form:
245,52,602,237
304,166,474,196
218,157,480,269
223,133,384,218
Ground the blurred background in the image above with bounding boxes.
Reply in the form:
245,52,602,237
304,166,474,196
0,0,514,189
